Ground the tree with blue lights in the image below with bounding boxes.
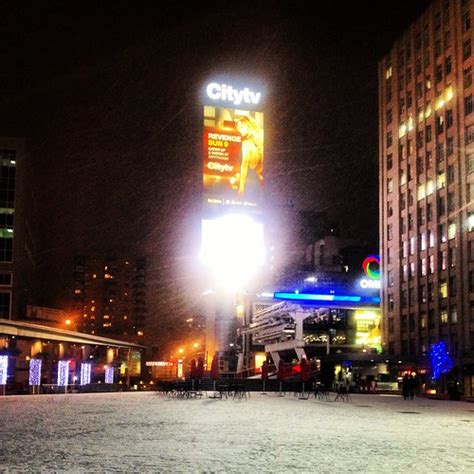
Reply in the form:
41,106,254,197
429,341,453,380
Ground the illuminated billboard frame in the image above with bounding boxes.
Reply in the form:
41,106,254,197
203,106,264,211
202,80,265,213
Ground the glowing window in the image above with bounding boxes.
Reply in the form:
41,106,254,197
426,179,434,196
437,173,446,189
448,222,456,240
439,282,448,298
418,184,426,200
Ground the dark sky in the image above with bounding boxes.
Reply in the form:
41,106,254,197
1,1,430,349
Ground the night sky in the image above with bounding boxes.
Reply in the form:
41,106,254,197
1,1,430,351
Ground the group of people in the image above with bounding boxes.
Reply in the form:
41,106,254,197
402,373,417,400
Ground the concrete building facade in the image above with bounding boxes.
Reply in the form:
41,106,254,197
379,0,474,395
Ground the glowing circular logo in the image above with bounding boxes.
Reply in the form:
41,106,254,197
362,255,380,280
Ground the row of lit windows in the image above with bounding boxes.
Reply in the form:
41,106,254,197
386,266,474,294
387,306,462,335
386,237,474,265
386,124,474,175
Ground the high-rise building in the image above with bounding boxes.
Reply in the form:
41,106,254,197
379,0,474,393
73,256,146,342
0,138,22,320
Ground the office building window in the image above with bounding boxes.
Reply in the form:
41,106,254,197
420,313,427,329
469,240,474,260
402,291,408,308
438,196,446,216
463,39,471,61
420,257,427,276
449,275,457,297
445,56,452,76
439,223,447,242
0,273,12,286
446,137,454,156
0,292,10,318
449,246,456,267
417,157,424,174
466,153,474,173
440,310,448,324
419,285,427,303
447,164,455,184
388,318,394,334
402,264,408,282
427,202,433,222
450,306,457,323
428,230,435,248
428,309,435,328
468,182,474,201
429,255,435,274
466,125,474,144
436,64,443,82
463,11,471,32
446,109,453,129
448,221,456,240
428,283,435,302
440,281,448,298
465,94,473,115
387,178,393,193
440,249,447,270
420,233,427,251
426,125,432,142
417,207,425,225
436,143,445,163
447,192,456,213
464,66,473,88
388,293,394,311
387,154,393,170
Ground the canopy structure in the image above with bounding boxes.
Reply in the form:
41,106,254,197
0,318,145,350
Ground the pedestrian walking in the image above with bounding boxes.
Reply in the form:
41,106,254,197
408,373,416,400
334,370,345,401
402,373,410,400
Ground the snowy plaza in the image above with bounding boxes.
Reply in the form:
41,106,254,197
0,391,473,473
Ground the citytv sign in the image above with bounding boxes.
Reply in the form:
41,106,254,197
206,82,262,106
359,255,381,290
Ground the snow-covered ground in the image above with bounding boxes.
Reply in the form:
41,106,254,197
0,391,473,473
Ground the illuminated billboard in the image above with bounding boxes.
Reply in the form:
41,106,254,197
203,105,264,210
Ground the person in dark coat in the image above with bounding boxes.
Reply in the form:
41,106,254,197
402,373,410,400
408,374,416,400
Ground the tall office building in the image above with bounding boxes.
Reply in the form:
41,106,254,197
379,0,474,392
0,138,22,320
73,256,146,343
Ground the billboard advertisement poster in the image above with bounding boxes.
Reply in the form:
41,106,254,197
203,106,264,211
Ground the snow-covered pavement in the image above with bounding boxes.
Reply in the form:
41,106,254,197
0,391,473,473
